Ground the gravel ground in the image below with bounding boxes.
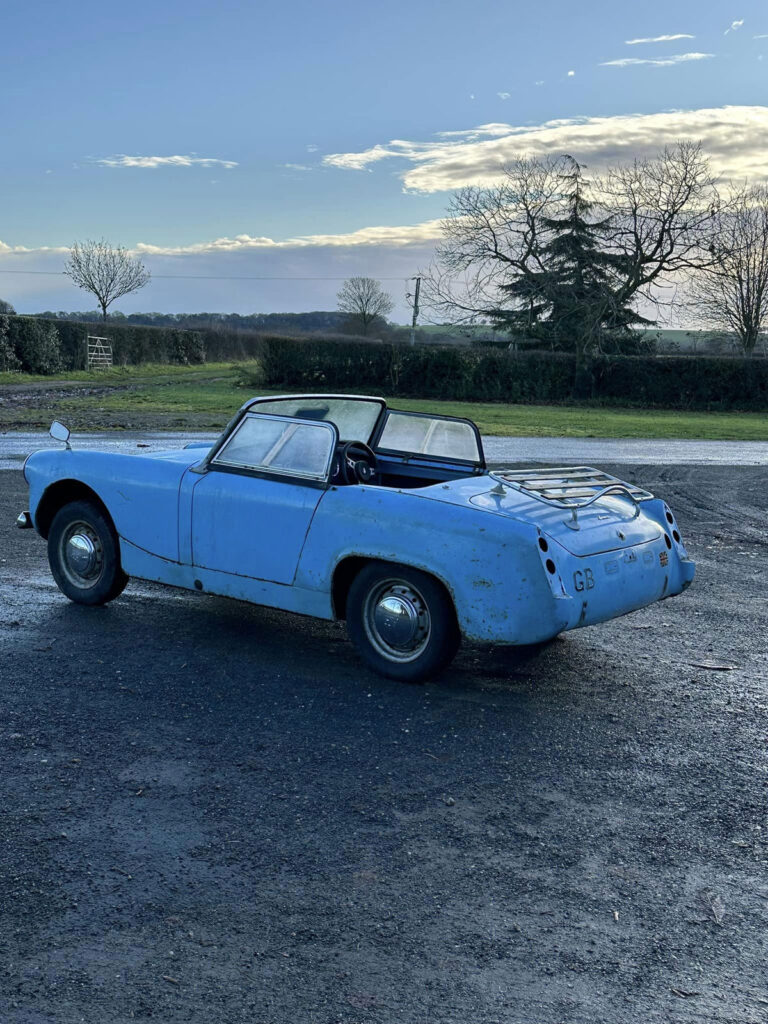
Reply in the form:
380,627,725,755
0,464,767,1024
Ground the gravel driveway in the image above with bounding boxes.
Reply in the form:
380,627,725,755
0,464,766,1023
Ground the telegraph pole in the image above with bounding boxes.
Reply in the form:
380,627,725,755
409,276,421,347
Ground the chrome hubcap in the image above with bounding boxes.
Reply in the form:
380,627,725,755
59,522,104,588
364,580,431,663
67,534,97,576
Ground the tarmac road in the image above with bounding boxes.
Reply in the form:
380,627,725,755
2,431,768,469
1,464,767,1024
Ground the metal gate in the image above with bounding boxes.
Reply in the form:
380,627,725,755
86,336,113,370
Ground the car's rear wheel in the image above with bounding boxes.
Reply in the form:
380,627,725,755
48,500,128,606
346,563,460,682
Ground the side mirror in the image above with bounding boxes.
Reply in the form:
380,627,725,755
49,421,72,449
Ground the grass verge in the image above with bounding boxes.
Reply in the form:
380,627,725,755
1,363,767,439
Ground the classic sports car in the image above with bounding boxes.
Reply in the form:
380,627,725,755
18,394,694,682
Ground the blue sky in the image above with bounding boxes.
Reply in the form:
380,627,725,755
1,0,767,319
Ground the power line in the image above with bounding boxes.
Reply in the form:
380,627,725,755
0,268,411,282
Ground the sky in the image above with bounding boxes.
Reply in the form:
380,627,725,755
1,0,767,321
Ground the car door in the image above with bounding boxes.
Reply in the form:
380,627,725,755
189,412,338,585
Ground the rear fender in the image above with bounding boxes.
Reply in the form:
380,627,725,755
298,486,560,644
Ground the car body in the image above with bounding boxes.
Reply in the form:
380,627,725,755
19,394,695,681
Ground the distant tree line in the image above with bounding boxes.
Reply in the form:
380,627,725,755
32,308,358,334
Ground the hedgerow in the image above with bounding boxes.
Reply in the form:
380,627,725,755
51,319,205,367
0,315,22,371
7,317,62,374
255,336,768,411
3,318,767,411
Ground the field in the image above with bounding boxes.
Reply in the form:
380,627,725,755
2,362,768,439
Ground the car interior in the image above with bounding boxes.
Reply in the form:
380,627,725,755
248,395,486,489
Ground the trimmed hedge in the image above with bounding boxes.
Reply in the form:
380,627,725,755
50,319,205,368
197,327,265,364
1,317,205,371
3,320,370,373
198,328,381,363
7,317,62,373
0,316,22,371
258,336,768,411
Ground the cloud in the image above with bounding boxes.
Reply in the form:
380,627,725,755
283,163,312,171
567,70,575,76
0,227,441,319
625,34,695,45
0,222,445,263
754,34,768,38
497,92,511,100
130,220,446,257
725,19,744,35
0,241,68,254
325,143,397,171
96,154,238,169
437,124,520,139
322,105,768,193
600,52,714,67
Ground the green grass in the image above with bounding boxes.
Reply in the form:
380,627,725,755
1,362,767,439
388,398,768,440
0,361,237,387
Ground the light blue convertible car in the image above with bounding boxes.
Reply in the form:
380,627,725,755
19,394,694,681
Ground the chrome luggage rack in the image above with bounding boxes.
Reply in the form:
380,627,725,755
489,466,653,529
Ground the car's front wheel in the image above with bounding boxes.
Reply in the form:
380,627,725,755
48,500,128,606
346,563,460,682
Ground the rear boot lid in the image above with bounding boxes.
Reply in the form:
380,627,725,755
471,466,661,556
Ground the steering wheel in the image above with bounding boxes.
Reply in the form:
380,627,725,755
336,441,378,485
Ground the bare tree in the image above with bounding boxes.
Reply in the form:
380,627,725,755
337,277,394,336
600,142,721,314
64,239,150,321
685,185,768,355
423,156,565,326
421,142,720,354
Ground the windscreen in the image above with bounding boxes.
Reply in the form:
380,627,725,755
252,397,383,443
377,411,482,463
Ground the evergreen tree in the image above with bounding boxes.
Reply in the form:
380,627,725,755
493,158,649,372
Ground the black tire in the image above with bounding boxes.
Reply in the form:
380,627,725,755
346,562,460,682
48,500,128,606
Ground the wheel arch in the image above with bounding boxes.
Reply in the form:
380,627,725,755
330,554,458,624
35,480,114,539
